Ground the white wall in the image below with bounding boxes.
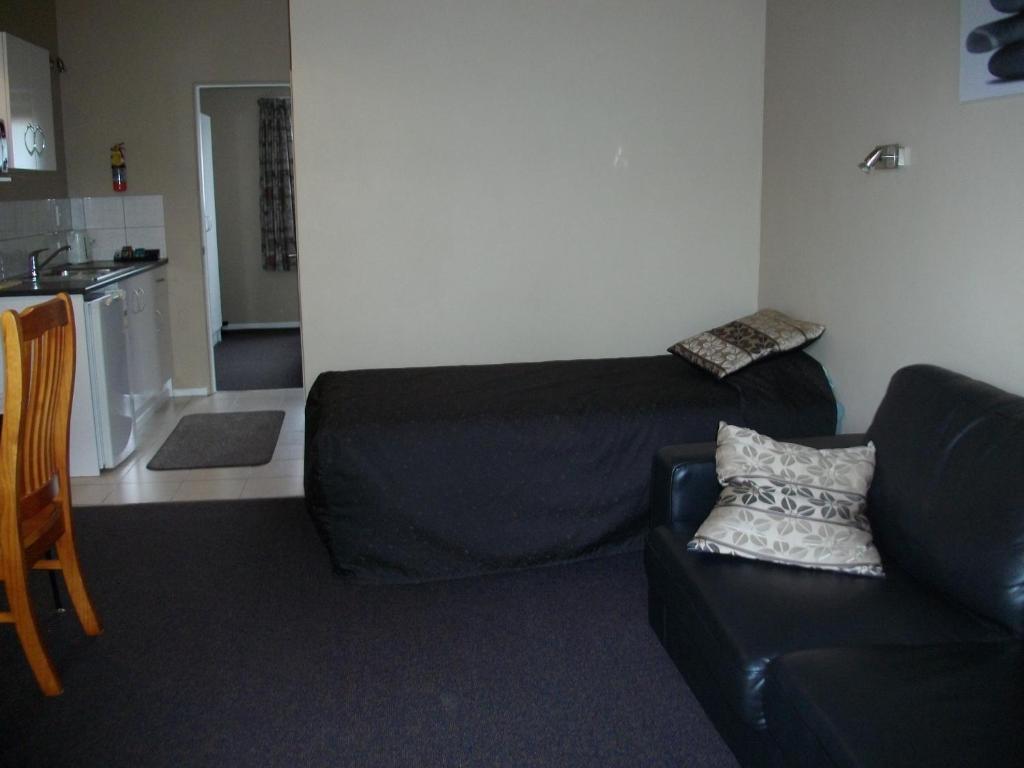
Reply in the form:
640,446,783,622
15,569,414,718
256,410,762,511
760,0,1024,430
291,0,767,380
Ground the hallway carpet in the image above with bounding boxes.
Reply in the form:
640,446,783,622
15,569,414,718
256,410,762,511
214,328,302,390
0,498,736,768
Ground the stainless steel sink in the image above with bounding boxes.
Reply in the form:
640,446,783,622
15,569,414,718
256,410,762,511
53,263,111,272
28,275,83,286
47,265,116,278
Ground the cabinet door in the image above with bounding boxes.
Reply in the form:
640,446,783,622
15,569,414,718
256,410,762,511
153,268,172,389
0,33,57,171
123,269,165,419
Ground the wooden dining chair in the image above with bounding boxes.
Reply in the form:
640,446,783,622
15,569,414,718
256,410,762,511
0,292,102,695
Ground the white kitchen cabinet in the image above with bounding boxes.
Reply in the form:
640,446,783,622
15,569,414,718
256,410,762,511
122,265,171,421
0,32,57,172
0,265,170,476
154,268,173,384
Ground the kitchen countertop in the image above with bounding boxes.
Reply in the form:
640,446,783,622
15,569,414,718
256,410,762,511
0,259,168,298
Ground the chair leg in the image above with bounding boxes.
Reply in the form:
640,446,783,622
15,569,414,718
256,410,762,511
54,529,102,636
4,566,62,696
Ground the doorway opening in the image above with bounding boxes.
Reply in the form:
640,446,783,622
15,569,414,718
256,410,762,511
194,82,301,392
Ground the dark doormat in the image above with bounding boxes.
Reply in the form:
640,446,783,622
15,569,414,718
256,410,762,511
147,410,285,470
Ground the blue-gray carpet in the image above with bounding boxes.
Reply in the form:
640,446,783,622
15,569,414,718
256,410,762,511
214,329,302,390
0,498,736,767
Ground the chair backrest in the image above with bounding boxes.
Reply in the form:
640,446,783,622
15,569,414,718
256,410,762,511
0,293,76,529
865,364,1024,636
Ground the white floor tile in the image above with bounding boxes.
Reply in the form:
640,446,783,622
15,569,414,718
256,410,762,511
264,388,303,398
71,484,112,505
250,459,303,478
112,463,193,485
235,390,282,405
101,482,182,505
273,443,304,461
183,465,254,481
282,413,305,430
103,451,151,479
183,398,240,415
278,430,305,446
173,479,245,502
240,475,304,499
74,387,308,504
235,401,285,412
72,474,110,487
81,461,147,485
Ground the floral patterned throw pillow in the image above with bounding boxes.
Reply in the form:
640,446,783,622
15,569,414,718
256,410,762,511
688,423,884,577
668,309,825,378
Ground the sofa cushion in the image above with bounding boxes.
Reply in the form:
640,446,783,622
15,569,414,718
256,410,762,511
689,423,883,577
866,365,1024,635
645,526,1010,730
764,642,1024,768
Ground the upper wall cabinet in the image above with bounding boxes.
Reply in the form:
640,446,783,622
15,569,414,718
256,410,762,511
0,32,56,172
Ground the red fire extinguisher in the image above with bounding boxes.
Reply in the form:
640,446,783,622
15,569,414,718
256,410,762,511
111,143,126,192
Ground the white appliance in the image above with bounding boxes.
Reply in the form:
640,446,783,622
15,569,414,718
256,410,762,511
85,289,135,468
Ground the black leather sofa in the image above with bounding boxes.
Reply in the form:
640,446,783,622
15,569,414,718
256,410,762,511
645,365,1024,768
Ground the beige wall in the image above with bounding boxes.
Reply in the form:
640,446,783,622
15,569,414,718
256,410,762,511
759,0,1024,430
55,0,290,390
200,87,299,326
0,0,68,202
290,0,767,382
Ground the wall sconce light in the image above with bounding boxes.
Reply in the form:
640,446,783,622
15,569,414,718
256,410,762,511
858,144,906,173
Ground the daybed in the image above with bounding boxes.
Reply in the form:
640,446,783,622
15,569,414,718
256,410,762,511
646,364,1024,767
304,350,836,582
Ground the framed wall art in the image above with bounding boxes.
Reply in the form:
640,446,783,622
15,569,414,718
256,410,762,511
961,0,1024,102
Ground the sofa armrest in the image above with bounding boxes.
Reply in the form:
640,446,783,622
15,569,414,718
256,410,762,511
650,442,719,537
649,433,868,537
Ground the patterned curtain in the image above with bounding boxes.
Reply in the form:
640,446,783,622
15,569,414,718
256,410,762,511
258,98,297,271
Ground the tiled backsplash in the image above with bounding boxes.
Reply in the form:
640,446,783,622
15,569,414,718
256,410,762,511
0,195,166,280
74,194,167,261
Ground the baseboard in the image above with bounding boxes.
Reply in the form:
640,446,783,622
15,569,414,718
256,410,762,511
134,387,171,425
172,387,210,397
222,322,300,331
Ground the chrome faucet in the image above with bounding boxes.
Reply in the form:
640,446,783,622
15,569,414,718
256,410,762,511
28,245,71,283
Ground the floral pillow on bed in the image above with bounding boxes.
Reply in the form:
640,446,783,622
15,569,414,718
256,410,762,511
688,423,884,578
668,309,825,378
